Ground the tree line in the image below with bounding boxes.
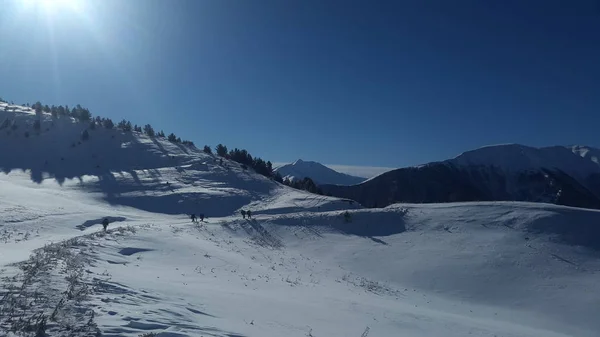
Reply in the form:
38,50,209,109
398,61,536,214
19,101,196,146
207,143,283,181
282,177,324,195
3,98,330,196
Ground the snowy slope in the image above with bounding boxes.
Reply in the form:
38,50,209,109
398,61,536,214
275,159,366,185
451,144,600,180
1,104,600,337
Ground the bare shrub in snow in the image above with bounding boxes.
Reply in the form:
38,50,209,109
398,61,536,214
339,272,400,297
0,237,99,336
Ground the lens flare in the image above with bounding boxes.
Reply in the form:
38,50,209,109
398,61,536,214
22,0,82,13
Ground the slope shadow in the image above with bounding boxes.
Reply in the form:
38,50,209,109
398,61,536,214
118,247,154,256
0,114,178,189
525,208,600,251
369,237,388,245
330,211,406,237
0,111,280,218
76,216,127,230
101,192,251,217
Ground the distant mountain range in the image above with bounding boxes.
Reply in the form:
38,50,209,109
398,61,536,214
275,159,366,186
322,144,600,210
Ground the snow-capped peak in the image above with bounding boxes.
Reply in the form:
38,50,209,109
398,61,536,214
449,143,600,178
275,159,366,186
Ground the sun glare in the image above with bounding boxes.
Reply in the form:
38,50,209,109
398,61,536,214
22,0,82,14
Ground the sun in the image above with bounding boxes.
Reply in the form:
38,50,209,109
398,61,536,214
22,0,82,13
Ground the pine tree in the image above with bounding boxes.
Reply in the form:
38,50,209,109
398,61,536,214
103,118,114,129
203,145,212,154
79,108,91,121
118,119,132,131
33,102,43,115
168,133,177,142
215,144,228,157
143,124,155,137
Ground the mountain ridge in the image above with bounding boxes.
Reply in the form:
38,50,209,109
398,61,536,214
275,159,366,186
323,143,600,209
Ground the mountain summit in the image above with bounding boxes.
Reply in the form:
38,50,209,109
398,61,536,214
275,159,365,186
323,143,600,209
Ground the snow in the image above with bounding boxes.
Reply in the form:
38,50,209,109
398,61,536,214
450,143,600,180
275,159,366,185
1,103,600,337
571,145,600,165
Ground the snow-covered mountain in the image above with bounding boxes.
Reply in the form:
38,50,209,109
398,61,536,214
323,143,600,209
275,159,366,185
1,103,600,337
450,144,600,180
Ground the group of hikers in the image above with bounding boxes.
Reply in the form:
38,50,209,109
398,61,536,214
190,210,253,223
101,208,254,232
190,213,205,223
241,210,252,219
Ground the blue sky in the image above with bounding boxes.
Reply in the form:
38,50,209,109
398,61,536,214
0,0,599,169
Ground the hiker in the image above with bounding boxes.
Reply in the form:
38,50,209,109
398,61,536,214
247,210,252,219
241,210,246,219
191,213,197,223
199,214,205,222
102,218,109,232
